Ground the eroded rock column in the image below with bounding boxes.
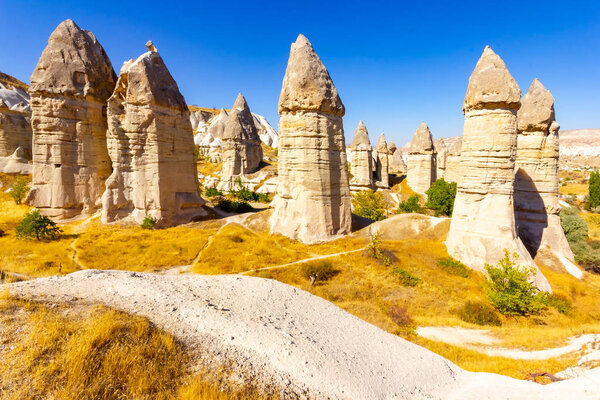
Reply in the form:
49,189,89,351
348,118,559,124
375,133,390,188
407,122,436,193
270,34,351,243
349,121,374,189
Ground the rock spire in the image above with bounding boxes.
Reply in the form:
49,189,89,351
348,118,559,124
406,122,436,193
349,121,374,189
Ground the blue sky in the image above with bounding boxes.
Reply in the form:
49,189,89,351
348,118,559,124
1,0,599,146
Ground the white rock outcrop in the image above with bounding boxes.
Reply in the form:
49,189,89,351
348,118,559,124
0,77,32,163
375,133,391,188
349,121,374,189
407,122,436,193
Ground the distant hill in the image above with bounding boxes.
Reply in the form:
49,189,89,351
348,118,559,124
0,72,28,91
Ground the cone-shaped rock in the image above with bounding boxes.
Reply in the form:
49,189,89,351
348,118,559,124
446,47,551,291
26,19,116,220
407,122,436,193
207,109,229,139
349,121,374,189
101,46,206,226
387,140,397,155
375,133,391,188
514,79,575,265
271,34,351,243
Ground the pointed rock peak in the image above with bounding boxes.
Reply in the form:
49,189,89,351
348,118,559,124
145,40,157,52
463,46,521,111
232,93,250,112
218,109,229,117
223,108,244,141
410,122,434,153
351,120,371,149
518,78,555,132
376,133,389,153
387,140,397,154
278,34,344,117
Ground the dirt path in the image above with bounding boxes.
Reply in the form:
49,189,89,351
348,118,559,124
6,270,600,400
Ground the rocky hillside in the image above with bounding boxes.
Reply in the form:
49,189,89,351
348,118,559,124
0,72,30,108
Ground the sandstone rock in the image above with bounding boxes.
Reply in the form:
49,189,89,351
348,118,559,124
375,133,391,188
407,122,436,193
515,79,574,262
391,149,407,174
0,75,32,160
446,46,551,291
26,19,116,220
270,34,351,243
101,45,206,226
0,146,32,175
349,120,374,189
443,138,462,183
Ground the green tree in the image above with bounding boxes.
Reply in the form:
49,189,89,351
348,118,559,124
9,177,29,205
484,250,546,316
589,171,600,210
425,179,457,216
397,194,423,214
15,210,62,240
141,216,156,230
352,190,387,221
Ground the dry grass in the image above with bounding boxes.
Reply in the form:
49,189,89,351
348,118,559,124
0,293,272,400
559,182,588,196
197,160,223,177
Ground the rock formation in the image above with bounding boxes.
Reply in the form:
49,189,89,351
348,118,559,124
101,44,206,226
446,46,551,291
514,79,574,261
443,138,462,183
406,122,436,193
218,94,264,190
270,34,351,243
375,133,391,188
349,121,374,189
26,19,116,220
0,76,32,161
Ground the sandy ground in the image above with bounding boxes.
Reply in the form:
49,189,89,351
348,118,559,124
6,270,600,399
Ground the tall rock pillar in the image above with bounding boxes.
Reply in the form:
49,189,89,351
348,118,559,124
375,133,391,188
270,34,351,243
406,122,436,193
446,46,551,291
27,19,116,220
349,121,374,189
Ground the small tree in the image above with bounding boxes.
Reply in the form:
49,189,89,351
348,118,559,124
352,190,387,221
425,179,457,216
589,171,600,210
484,250,546,316
367,232,392,266
141,216,156,230
15,210,62,240
397,194,423,214
9,177,29,205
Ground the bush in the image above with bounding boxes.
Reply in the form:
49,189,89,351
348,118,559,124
484,250,546,316
392,267,421,287
303,261,338,285
141,216,156,230
9,177,29,205
229,178,270,203
15,210,62,241
388,305,412,326
457,301,502,326
589,171,600,209
560,207,588,242
352,190,387,221
437,257,470,278
560,207,600,273
540,293,572,315
216,198,253,213
204,187,223,197
366,232,392,266
425,179,457,216
397,194,423,214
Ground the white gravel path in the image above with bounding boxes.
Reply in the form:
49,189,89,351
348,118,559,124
6,270,600,399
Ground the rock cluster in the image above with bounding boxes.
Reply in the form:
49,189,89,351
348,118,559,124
349,121,374,189
270,34,351,243
0,78,32,162
101,45,206,226
514,79,574,260
446,46,551,291
407,122,436,193
26,19,116,220
375,133,391,188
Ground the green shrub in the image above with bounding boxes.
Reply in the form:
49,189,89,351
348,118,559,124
392,267,421,287
397,194,423,214
141,216,156,230
589,171,600,209
425,179,457,216
366,232,392,266
204,187,223,197
560,207,588,242
560,207,600,273
216,199,253,213
15,210,62,241
303,261,338,285
352,190,387,221
540,293,572,315
229,178,270,203
437,257,470,278
9,177,29,205
484,250,546,316
457,301,502,326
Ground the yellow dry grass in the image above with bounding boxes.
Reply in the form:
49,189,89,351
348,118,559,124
197,160,223,177
559,182,588,196
581,212,600,240
187,106,227,115
0,293,271,400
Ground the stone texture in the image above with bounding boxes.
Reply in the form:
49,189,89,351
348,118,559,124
407,122,436,193
391,149,407,174
0,78,32,160
514,79,574,261
349,120,374,189
270,34,351,243
101,46,206,226
446,46,551,291
26,19,116,220
375,133,390,188
444,138,462,183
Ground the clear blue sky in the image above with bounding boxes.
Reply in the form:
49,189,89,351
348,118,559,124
1,0,599,146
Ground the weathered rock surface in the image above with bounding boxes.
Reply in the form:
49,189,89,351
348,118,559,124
0,75,32,161
26,19,116,220
349,120,374,189
446,46,551,291
407,122,436,193
515,79,574,262
375,133,391,188
101,45,206,226
270,34,351,243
